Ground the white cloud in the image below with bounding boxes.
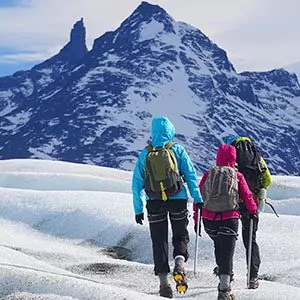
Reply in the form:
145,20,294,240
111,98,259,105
0,0,299,74
0,0,142,51
0,49,59,65
210,0,300,71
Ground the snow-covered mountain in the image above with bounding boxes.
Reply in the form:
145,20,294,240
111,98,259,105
0,1,299,175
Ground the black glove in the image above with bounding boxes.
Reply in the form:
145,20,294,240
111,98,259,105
249,213,258,220
195,202,204,210
135,213,144,225
194,202,203,236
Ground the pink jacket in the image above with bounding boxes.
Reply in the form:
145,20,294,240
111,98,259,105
193,144,257,222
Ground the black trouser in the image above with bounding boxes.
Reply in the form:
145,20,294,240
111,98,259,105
146,199,189,275
203,218,238,276
241,215,261,278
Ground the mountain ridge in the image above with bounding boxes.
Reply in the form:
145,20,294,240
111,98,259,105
0,1,299,175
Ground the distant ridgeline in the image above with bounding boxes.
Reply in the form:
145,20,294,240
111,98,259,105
0,2,299,175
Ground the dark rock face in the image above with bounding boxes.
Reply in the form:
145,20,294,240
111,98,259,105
103,246,132,261
0,2,299,175
56,18,88,62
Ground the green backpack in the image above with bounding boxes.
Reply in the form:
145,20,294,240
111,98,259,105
144,142,183,200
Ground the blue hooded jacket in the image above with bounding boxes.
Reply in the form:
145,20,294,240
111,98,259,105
132,116,202,215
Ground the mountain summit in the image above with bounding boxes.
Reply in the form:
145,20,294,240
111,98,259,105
0,2,299,175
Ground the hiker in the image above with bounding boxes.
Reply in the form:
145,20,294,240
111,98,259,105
225,135,272,289
193,144,257,300
132,116,203,299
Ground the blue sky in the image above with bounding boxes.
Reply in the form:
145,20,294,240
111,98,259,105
0,0,22,7
0,0,300,77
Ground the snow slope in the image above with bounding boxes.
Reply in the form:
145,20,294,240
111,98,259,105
0,159,299,299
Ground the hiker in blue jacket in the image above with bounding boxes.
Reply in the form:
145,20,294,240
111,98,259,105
132,116,203,298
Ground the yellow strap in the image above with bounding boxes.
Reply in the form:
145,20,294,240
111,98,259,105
165,142,176,149
146,142,176,151
160,182,168,201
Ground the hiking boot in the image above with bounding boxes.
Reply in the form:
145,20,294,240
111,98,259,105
159,284,173,298
213,266,234,282
249,277,259,289
173,255,185,274
173,262,186,276
217,288,235,300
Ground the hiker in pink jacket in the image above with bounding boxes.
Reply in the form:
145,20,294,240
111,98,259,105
193,144,257,300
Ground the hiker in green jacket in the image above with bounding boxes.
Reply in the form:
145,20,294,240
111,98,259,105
225,135,272,289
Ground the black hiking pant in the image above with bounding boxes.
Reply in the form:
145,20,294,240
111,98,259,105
146,199,189,275
241,215,261,278
203,218,238,276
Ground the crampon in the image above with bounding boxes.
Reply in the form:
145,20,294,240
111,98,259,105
173,271,188,294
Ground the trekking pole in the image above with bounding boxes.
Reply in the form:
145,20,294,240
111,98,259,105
194,207,201,275
265,199,279,218
247,217,254,288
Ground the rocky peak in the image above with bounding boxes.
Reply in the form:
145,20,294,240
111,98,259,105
70,18,86,45
92,1,175,52
134,1,169,19
58,17,88,62
36,18,88,69
128,1,175,32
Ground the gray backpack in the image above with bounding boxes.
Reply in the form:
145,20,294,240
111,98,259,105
202,166,239,212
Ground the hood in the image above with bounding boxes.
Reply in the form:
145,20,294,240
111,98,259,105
151,116,175,147
225,135,240,145
216,144,237,167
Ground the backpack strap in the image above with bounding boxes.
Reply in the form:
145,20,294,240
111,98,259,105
232,137,252,145
165,142,176,149
145,142,176,152
231,139,240,147
145,145,153,152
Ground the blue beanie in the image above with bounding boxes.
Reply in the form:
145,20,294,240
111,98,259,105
225,135,240,145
